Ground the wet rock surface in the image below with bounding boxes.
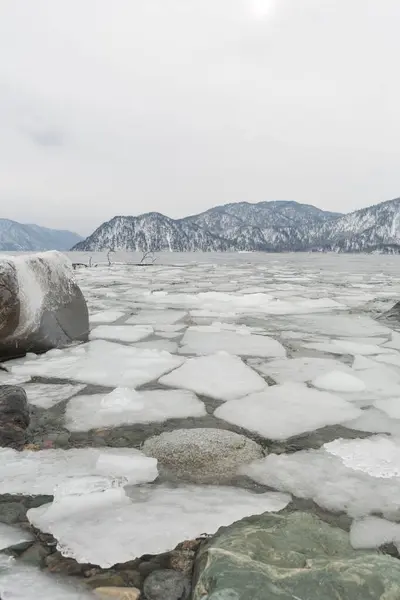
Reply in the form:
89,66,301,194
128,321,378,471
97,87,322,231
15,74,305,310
0,386,29,448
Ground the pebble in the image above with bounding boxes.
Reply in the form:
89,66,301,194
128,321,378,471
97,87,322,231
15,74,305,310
94,587,140,600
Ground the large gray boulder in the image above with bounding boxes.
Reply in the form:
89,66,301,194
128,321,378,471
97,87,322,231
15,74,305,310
193,511,400,600
0,385,29,448
0,251,89,359
143,428,264,484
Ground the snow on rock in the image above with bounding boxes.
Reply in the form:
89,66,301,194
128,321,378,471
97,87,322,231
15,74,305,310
304,339,393,356
65,388,206,431
28,484,291,567
10,340,184,388
214,383,361,440
350,517,400,551
126,310,187,326
0,446,157,495
312,370,366,393
90,310,125,324
0,555,95,600
159,353,267,401
0,523,34,551
89,325,153,343
251,356,353,384
244,438,400,516
143,428,264,484
23,383,86,409
178,327,286,358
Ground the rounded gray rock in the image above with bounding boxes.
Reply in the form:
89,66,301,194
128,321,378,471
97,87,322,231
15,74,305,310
143,428,264,484
143,569,190,600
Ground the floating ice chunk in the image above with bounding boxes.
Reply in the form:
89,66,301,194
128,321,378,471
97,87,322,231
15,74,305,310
0,555,94,599
126,310,187,326
352,355,379,370
23,383,86,409
179,328,286,358
304,339,393,356
65,388,206,431
374,397,400,419
90,310,125,324
373,353,400,368
350,517,400,551
276,314,391,338
90,325,153,343
244,441,400,517
344,408,400,436
28,484,291,567
0,523,34,551
11,340,184,388
384,332,400,351
215,383,361,440
312,371,366,393
355,365,400,400
96,450,158,484
0,447,157,495
133,339,178,353
252,357,353,384
325,436,400,478
0,371,31,385
159,353,267,401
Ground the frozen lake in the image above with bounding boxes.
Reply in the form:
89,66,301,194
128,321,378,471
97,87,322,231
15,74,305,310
2,251,400,596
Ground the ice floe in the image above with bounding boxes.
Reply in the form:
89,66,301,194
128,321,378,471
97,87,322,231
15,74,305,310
23,383,86,409
90,325,153,343
90,310,125,324
312,370,366,393
65,388,206,431
250,356,353,384
350,516,400,551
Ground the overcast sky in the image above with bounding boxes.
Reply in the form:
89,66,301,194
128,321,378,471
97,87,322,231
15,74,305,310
1,0,400,235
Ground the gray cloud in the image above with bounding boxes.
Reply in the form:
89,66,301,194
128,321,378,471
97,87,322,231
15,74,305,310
0,0,399,234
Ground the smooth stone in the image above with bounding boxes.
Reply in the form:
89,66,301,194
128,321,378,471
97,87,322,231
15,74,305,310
0,385,29,448
93,587,140,600
193,511,400,600
143,569,191,600
143,428,264,484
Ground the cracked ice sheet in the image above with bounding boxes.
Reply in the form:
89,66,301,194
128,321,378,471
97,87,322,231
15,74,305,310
0,523,34,551
269,314,391,338
304,339,394,356
214,383,361,440
27,484,291,567
249,357,354,384
0,556,94,600
10,340,184,388
178,327,286,358
90,325,153,343
244,436,400,517
126,310,187,325
23,383,86,409
160,353,267,402
344,407,400,437
0,447,157,494
65,388,206,431
89,310,125,324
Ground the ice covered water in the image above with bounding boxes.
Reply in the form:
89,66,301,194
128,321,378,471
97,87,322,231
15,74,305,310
65,388,206,431
179,327,286,358
251,356,353,384
214,382,361,440
325,436,400,478
312,370,366,393
0,523,34,551
23,383,86,409
344,407,400,436
126,310,187,325
0,447,157,494
90,310,125,323
304,339,393,356
27,484,291,567
10,339,184,388
160,352,267,401
350,516,400,552
90,325,153,343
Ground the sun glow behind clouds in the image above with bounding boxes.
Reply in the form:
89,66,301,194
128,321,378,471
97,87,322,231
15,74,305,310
248,0,277,19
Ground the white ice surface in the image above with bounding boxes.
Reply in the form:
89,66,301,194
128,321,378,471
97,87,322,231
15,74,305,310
0,524,34,551
10,340,184,388
23,383,86,409
344,408,400,436
126,310,187,325
271,314,391,338
215,382,361,440
312,370,366,393
244,438,400,516
90,310,125,324
0,447,157,495
89,325,153,343
133,339,179,353
65,388,206,431
350,516,400,551
304,339,393,356
251,357,353,384
0,556,95,600
374,397,400,419
179,327,286,358
159,352,267,401
0,371,31,385
27,484,291,567
325,436,400,478
352,355,379,370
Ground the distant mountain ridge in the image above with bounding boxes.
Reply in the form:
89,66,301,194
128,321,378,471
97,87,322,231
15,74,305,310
0,219,82,251
73,198,400,253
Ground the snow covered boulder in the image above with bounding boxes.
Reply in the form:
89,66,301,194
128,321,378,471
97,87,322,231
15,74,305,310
0,252,89,359
0,385,29,448
193,512,400,600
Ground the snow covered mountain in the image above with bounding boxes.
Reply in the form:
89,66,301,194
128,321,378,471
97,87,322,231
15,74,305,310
73,198,400,253
0,219,83,251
